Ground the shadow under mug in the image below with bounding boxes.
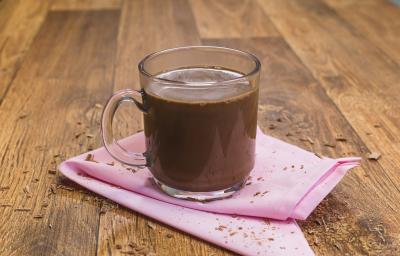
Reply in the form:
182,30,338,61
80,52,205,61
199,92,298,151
101,46,261,201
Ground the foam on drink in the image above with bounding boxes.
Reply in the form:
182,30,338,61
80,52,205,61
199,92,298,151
146,67,252,102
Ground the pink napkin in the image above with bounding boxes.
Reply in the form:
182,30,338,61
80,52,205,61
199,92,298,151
59,129,360,255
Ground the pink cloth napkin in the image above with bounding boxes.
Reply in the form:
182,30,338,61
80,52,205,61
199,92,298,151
59,129,360,255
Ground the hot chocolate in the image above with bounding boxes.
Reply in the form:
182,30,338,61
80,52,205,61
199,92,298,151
143,67,258,192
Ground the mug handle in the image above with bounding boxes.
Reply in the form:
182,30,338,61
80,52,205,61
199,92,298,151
101,89,148,167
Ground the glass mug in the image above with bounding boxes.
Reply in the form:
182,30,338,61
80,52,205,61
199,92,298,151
101,46,260,201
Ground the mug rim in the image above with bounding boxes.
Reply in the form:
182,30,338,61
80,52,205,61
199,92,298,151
138,45,261,87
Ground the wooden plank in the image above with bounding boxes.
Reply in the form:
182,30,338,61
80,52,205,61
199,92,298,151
258,0,400,103
98,210,234,256
51,0,121,10
203,37,400,255
258,0,400,191
0,0,50,101
113,0,201,90
0,10,119,255
0,0,20,36
96,1,232,255
189,0,279,38
324,0,400,64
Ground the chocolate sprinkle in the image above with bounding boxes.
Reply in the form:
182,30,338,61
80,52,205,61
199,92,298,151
368,152,381,160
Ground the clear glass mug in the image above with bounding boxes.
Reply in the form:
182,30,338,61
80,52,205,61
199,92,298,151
101,46,260,201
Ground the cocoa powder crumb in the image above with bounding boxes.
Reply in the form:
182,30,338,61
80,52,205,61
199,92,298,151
85,154,94,161
19,113,29,119
324,142,336,148
215,225,227,231
57,185,74,191
334,243,342,251
253,192,261,197
368,152,381,160
263,219,271,225
23,185,30,195
314,152,323,159
229,232,237,236
335,135,347,142
14,208,31,212
314,236,320,245
147,222,156,230
268,237,274,241
126,167,137,173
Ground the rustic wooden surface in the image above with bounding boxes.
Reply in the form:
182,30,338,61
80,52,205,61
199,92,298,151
0,0,399,255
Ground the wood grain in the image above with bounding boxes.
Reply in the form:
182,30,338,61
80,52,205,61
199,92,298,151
108,0,201,141
190,0,279,38
96,1,232,255
113,0,200,90
0,0,50,101
51,0,121,10
258,0,400,191
0,10,119,255
204,37,400,255
258,0,400,100
324,0,400,64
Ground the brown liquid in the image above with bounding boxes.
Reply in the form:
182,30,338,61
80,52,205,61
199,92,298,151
143,68,258,191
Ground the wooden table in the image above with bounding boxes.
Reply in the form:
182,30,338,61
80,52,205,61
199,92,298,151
1,0,399,255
